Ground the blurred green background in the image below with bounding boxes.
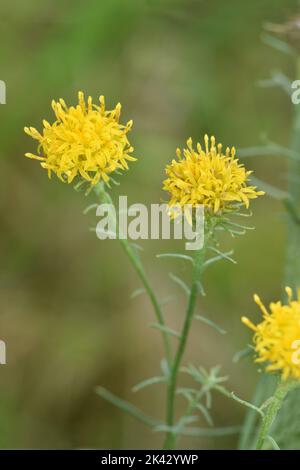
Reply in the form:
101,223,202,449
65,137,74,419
0,0,299,449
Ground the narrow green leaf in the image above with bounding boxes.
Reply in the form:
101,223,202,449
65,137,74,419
233,345,253,363
149,322,181,339
181,425,241,437
266,435,280,450
74,179,87,191
132,376,166,393
225,387,264,418
159,295,176,306
95,387,159,428
223,220,254,231
169,273,190,296
249,176,289,201
209,247,236,263
261,33,297,56
130,242,144,252
160,358,170,378
195,315,227,335
257,71,292,95
83,203,98,215
203,251,236,269
130,288,146,299
217,225,246,237
175,416,199,430
109,176,120,186
195,402,214,427
176,387,197,397
232,210,253,218
154,424,241,437
154,418,198,436
238,143,300,160
157,253,194,264
196,281,206,296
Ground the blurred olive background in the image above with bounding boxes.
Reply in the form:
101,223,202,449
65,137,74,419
0,0,299,449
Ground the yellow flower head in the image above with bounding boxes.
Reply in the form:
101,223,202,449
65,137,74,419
242,288,300,381
163,135,264,214
24,92,136,185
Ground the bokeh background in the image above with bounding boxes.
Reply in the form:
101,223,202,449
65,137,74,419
0,0,299,449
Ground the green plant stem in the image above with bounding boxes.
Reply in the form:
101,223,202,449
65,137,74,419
255,380,295,450
93,182,172,366
119,237,172,365
238,374,271,449
163,230,210,450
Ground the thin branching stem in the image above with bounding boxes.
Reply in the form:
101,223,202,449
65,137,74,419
93,182,172,366
163,224,214,449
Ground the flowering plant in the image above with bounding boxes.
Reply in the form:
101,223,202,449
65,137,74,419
27,91,300,452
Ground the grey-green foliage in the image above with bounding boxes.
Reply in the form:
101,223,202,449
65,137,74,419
239,31,300,450
97,240,247,445
272,386,300,449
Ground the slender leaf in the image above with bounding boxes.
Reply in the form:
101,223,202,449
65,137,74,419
223,220,254,232
95,387,159,427
217,388,264,418
149,322,181,339
157,253,194,264
83,203,98,215
209,247,237,263
266,435,280,450
196,281,206,296
261,33,297,56
238,144,300,160
169,273,190,296
249,176,288,200
233,345,253,363
132,376,166,393
195,402,214,427
159,295,176,306
257,71,292,95
203,251,236,269
130,242,144,252
154,424,241,437
130,288,146,299
160,358,170,378
195,315,226,335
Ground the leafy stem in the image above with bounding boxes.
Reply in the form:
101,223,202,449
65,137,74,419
163,221,214,449
93,182,172,366
255,379,296,450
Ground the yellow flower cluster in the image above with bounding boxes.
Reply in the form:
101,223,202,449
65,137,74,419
163,135,264,214
24,92,136,185
242,288,300,380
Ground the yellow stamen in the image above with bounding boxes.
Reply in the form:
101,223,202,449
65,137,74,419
241,316,257,331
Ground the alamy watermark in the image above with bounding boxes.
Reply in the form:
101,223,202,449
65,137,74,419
291,339,300,365
0,340,6,364
0,80,6,104
0,83,7,364
95,196,204,250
